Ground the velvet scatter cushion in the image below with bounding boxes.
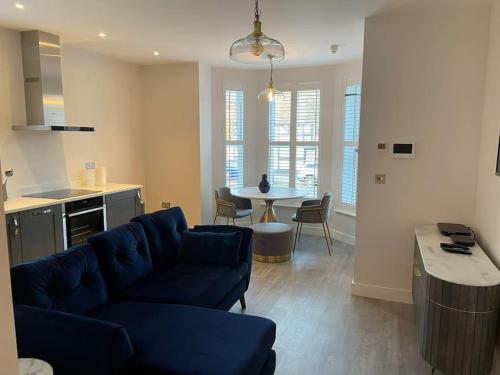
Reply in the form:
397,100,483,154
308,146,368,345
178,231,242,267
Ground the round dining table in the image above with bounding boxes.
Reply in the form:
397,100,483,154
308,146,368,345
231,187,307,223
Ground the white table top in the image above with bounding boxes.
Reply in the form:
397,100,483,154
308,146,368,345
18,358,53,375
232,187,307,201
415,225,500,287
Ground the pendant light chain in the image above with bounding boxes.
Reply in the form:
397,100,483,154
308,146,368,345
254,0,261,22
270,57,274,83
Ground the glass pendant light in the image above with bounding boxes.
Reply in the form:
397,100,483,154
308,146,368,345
230,0,285,64
258,57,283,102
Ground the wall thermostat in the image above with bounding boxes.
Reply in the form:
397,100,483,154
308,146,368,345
391,143,415,159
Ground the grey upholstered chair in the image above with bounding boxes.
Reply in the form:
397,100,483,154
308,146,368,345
292,192,333,255
213,187,254,225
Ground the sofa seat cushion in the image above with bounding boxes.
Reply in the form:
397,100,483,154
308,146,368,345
10,244,108,315
88,302,276,375
119,263,248,308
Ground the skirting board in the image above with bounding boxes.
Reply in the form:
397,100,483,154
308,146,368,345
351,281,413,304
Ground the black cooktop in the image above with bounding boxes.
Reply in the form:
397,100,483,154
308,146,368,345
23,189,100,199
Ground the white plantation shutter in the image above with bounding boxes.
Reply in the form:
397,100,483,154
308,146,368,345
268,92,292,187
267,88,321,198
340,84,361,211
295,90,320,198
225,90,244,189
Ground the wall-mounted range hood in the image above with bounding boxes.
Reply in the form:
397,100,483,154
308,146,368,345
12,30,94,132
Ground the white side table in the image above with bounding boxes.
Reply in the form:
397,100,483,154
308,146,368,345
18,358,53,375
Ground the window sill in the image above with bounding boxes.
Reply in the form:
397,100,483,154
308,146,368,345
334,208,356,218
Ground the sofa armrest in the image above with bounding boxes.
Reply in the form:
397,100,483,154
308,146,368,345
14,305,134,375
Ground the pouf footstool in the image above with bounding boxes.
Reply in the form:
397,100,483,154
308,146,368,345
251,223,293,263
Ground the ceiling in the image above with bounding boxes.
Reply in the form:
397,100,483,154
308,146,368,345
0,0,412,68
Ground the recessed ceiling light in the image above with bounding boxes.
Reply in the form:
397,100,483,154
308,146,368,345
99,32,106,38
153,51,159,56
15,3,24,9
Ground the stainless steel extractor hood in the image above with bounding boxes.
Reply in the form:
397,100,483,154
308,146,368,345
12,31,94,132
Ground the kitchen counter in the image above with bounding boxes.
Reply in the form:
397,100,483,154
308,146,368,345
4,183,142,214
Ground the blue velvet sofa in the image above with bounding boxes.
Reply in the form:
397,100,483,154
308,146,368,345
11,207,276,375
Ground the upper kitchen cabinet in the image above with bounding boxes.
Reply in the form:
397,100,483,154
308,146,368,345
106,189,144,230
6,205,64,266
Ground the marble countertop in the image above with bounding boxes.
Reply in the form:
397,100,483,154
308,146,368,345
18,358,53,375
4,183,142,214
415,225,500,287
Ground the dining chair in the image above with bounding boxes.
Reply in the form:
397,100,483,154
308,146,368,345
213,187,254,225
292,192,333,255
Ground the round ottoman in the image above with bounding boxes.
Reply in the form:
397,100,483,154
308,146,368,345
251,223,293,263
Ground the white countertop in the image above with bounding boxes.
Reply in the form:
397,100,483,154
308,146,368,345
4,183,142,214
415,225,500,287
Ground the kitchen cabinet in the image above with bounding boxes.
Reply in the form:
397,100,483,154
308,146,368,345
19,205,64,263
5,205,64,266
106,189,144,230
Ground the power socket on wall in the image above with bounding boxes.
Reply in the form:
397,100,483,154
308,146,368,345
162,202,171,209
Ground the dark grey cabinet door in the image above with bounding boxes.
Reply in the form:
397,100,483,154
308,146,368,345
106,189,143,230
19,205,64,263
5,213,22,266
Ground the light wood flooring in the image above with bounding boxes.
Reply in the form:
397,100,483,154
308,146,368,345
230,234,430,375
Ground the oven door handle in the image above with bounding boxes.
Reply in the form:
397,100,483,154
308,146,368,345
66,206,105,218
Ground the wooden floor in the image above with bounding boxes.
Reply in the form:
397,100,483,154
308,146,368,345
230,234,430,375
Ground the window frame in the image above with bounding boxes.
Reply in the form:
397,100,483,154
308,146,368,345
337,81,361,215
266,82,322,199
224,88,246,189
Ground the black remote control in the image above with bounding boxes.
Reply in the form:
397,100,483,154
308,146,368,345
440,243,472,255
442,247,472,255
440,242,470,250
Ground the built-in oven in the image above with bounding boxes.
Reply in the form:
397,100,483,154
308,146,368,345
62,196,107,249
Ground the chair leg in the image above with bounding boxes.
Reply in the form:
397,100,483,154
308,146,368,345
239,295,246,309
298,223,303,243
325,220,334,245
321,222,332,256
232,218,236,225
250,215,253,225
226,218,229,225
293,222,300,254
213,214,218,225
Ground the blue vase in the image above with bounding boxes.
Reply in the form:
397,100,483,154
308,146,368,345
259,174,271,193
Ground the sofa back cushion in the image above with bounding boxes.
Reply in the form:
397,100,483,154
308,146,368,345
88,222,152,296
10,244,108,315
179,231,242,267
132,207,188,268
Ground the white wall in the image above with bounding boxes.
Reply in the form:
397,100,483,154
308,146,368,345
474,1,500,371
199,63,213,224
475,0,500,268
142,63,203,225
211,62,362,243
353,2,490,303
0,27,146,197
